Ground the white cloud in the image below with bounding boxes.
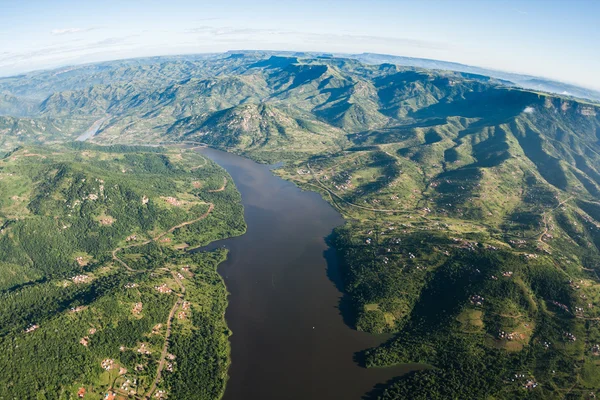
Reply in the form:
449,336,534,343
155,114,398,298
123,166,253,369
523,106,535,114
51,27,96,35
512,8,528,15
184,25,451,51
0,36,135,73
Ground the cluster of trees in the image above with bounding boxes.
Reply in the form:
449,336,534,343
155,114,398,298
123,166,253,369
165,250,230,399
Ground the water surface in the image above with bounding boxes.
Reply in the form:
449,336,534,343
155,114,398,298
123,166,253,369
76,117,108,141
196,148,416,400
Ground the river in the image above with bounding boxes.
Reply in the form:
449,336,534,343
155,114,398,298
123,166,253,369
75,117,109,141
194,147,418,400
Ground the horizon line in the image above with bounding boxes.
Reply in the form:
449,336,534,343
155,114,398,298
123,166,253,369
1,49,599,96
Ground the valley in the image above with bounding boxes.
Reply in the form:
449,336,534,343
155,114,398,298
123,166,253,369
1,51,600,398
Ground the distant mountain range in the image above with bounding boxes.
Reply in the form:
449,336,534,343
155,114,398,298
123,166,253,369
348,52,600,102
0,51,598,209
226,50,600,103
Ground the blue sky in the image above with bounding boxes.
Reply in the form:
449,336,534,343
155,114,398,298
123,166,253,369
1,0,599,89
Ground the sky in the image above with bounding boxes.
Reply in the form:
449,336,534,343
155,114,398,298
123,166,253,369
1,0,599,90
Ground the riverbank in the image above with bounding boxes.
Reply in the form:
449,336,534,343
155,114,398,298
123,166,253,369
194,147,418,400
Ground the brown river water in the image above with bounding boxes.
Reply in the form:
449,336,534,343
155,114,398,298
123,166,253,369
195,147,418,400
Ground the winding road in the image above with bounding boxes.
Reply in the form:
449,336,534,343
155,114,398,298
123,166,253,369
108,201,214,397
208,177,227,192
144,270,186,399
112,203,214,272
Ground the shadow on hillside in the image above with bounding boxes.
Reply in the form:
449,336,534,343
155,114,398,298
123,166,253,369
323,235,358,331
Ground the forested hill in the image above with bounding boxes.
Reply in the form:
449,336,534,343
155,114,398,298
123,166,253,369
0,143,245,398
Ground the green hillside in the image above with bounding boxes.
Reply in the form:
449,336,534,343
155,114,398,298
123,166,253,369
0,144,245,399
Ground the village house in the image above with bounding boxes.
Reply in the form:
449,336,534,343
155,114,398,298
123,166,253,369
121,377,137,392
164,196,182,206
580,106,597,116
155,284,172,294
137,343,151,355
564,332,577,342
71,274,91,284
152,324,163,334
101,359,115,371
470,295,484,306
524,380,538,389
132,302,143,315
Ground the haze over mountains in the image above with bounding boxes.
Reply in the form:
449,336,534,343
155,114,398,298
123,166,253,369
1,51,599,184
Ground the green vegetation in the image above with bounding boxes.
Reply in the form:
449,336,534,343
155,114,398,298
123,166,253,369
0,144,245,399
2,52,600,398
